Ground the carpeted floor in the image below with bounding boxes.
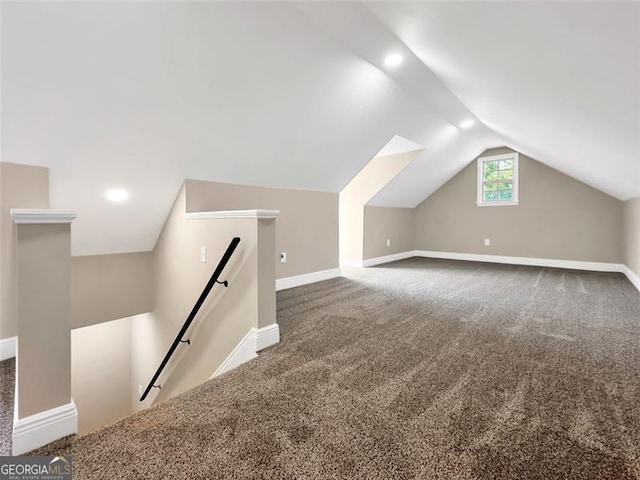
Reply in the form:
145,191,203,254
34,258,640,479
0,357,15,456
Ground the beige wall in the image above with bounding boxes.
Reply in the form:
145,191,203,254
72,316,133,434
624,197,640,276
257,218,277,328
0,163,154,336
71,252,154,329
185,180,338,279
15,223,71,418
339,151,419,263
415,148,624,263
0,162,49,339
363,206,415,260
133,186,265,409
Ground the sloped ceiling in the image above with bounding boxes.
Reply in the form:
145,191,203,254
367,1,640,205
374,135,424,158
1,2,637,255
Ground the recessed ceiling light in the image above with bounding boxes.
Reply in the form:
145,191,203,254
459,119,475,129
384,54,403,67
106,188,129,202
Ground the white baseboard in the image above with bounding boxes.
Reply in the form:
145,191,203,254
622,265,640,292
255,323,280,351
340,259,363,268
211,329,258,378
276,268,341,291
211,323,280,378
13,401,78,455
363,251,414,267
413,250,625,273
0,336,17,361
350,250,639,293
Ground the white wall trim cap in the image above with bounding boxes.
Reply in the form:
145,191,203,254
276,268,341,291
10,209,76,224
186,209,280,220
0,337,17,361
13,401,78,455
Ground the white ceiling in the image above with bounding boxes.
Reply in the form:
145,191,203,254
367,1,640,205
1,2,637,255
374,135,424,158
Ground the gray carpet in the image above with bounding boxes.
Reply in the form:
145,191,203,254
34,258,640,478
0,357,15,456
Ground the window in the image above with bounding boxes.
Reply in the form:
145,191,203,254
477,152,519,206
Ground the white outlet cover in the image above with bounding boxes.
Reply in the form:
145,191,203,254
484,238,491,246
280,252,287,263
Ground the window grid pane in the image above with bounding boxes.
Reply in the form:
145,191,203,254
483,165,513,202
479,155,518,204
498,190,513,200
498,169,513,180
484,191,497,201
483,160,514,202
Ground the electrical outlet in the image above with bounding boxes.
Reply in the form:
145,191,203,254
484,238,491,246
280,252,287,263
200,246,207,263
138,384,143,396
386,238,391,247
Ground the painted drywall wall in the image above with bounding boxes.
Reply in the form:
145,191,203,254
185,180,338,279
414,148,624,263
132,186,264,410
257,218,277,329
363,206,415,260
71,252,154,329
0,162,49,339
15,223,71,418
72,316,133,434
340,151,420,264
624,197,640,277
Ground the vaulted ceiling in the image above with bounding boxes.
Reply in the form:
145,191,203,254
366,1,640,206
1,2,637,255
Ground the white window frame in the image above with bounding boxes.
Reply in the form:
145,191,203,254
476,152,519,207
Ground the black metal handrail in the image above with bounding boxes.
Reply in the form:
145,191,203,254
139,237,241,401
